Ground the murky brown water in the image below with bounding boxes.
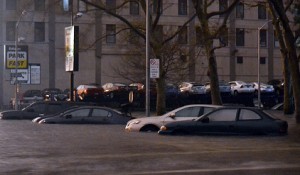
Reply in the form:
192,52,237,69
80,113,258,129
1,114,300,175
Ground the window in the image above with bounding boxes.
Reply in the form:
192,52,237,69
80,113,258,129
239,109,261,120
178,26,188,44
130,1,139,15
6,22,16,41
67,109,90,118
35,0,45,11
260,57,266,64
258,3,266,19
35,22,45,42
178,0,187,15
236,28,244,46
274,30,280,47
106,0,116,13
92,109,111,117
106,24,116,43
219,0,228,17
47,104,65,114
63,0,70,11
207,109,237,121
175,107,201,117
196,26,204,46
237,56,243,64
153,0,163,14
6,0,17,10
29,103,46,114
236,2,244,19
260,29,267,47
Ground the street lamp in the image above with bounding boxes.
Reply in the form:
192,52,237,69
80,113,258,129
145,0,150,117
257,20,272,109
14,10,27,110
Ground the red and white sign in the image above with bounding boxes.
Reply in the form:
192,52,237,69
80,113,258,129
150,59,159,78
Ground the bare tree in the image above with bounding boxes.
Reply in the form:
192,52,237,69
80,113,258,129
80,0,196,115
190,0,240,105
268,0,300,123
266,0,294,114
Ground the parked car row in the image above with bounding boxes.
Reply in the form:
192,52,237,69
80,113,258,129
16,79,282,111
0,101,288,136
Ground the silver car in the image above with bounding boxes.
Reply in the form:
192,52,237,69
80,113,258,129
125,104,221,132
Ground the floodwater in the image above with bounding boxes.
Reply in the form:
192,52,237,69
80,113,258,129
1,113,300,175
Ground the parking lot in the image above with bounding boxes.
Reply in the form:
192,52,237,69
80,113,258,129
0,110,299,174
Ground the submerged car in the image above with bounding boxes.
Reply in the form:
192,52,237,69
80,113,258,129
158,107,288,136
0,101,96,120
38,106,133,124
125,104,221,132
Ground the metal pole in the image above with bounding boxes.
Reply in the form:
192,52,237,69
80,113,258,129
14,27,18,110
257,27,261,109
70,0,74,101
145,0,150,117
257,20,272,109
14,10,26,110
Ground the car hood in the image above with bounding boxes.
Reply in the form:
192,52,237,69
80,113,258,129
128,116,163,123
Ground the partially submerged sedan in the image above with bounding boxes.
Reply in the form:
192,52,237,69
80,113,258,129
125,104,222,132
38,106,133,124
158,107,288,136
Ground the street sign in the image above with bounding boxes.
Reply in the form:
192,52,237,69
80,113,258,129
150,59,159,78
4,45,28,69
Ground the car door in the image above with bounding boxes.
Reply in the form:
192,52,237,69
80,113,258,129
235,109,264,135
163,106,202,124
88,108,112,124
61,108,91,124
23,103,47,119
192,108,238,135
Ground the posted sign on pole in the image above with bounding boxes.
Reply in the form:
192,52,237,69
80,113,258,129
150,59,159,78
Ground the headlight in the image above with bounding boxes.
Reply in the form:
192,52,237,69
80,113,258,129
160,125,167,131
129,120,140,125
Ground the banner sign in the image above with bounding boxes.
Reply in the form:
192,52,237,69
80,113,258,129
65,26,79,72
5,45,28,69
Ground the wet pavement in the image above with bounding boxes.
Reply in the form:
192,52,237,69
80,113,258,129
0,110,299,174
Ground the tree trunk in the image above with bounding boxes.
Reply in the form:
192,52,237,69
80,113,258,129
156,77,166,115
207,48,222,105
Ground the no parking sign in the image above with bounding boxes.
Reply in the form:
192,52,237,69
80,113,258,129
150,59,159,78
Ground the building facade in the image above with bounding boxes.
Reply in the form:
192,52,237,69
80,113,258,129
0,0,283,108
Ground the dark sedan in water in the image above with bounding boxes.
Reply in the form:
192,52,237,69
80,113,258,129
158,107,288,136
38,106,133,124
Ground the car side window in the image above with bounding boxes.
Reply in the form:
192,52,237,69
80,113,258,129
202,107,215,115
91,109,111,117
29,103,46,113
67,109,90,118
239,109,261,120
175,107,201,117
47,104,64,114
207,109,237,121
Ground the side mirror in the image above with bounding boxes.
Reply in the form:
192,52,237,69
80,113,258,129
169,113,176,119
201,116,209,123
